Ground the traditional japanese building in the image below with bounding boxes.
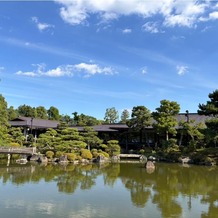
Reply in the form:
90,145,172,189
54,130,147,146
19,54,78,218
9,113,210,149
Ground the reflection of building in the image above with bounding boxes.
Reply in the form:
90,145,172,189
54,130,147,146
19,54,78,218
9,113,209,149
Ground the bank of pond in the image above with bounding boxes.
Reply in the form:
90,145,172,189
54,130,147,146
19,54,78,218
1,147,218,167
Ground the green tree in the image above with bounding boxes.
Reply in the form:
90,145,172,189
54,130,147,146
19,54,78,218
153,100,180,141
71,112,100,126
61,114,72,126
72,112,79,125
17,104,36,117
198,89,218,116
104,107,119,123
36,106,48,119
47,106,60,120
106,140,120,156
7,106,18,120
178,120,205,150
120,109,130,123
57,128,86,152
37,128,58,149
198,90,218,146
0,94,10,146
127,106,152,144
76,113,100,126
80,126,103,150
8,127,26,146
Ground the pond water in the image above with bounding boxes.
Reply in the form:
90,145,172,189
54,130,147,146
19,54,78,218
0,161,218,218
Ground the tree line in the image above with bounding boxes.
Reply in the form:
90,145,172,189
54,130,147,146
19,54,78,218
7,104,130,125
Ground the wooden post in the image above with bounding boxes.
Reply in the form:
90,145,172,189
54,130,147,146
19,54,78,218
7,154,11,166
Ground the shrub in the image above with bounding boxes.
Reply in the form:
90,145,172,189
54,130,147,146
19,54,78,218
187,140,197,152
66,153,76,161
9,142,20,147
55,151,64,158
76,155,82,161
99,150,109,158
91,149,99,158
81,149,93,160
139,149,145,154
106,140,120,156
46,150,54,159
163,138,179,153
191,153,205,164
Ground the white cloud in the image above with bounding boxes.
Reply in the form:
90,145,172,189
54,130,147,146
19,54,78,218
141,66,148,74
101,12,118,22
176,65,188,76
31,17,54,32
55,0,215,28
0,66,4,72
142,22,160,33
15,63,116,78
16,71,38,77
209,11,218,20
122,28,132,34
74,63,114,77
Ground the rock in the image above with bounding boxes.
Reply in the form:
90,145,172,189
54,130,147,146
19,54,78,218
111,155,120,162
148,156,156,161
146,161,155,169
145,161,155,174
178,156,192,164
38,156,48,163
30,154,40,161
59,155,68,163
81,159,90,164
93,155,108,163
140,155,147,162
16,158,27,164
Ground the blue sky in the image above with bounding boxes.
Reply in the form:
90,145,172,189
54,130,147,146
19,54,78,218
0,0,218,120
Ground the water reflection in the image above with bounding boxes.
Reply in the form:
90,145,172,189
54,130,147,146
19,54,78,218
0,162,218,218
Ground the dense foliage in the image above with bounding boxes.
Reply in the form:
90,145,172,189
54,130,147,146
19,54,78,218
153,100,180,141
198,90,218,147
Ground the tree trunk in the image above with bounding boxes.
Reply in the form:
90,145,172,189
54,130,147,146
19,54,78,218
166,131,169,141
179,132,183,146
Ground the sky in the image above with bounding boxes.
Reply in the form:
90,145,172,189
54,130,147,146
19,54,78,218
0,0,218,120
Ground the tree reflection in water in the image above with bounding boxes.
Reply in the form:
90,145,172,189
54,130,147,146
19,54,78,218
0,162,218,217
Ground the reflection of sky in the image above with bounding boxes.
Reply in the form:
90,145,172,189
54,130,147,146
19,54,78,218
0,176,162,218
176,194,209,218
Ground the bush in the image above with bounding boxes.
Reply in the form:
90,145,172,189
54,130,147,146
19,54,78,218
204,156,214,165
99,150,109,158
187,140,197,152
190,153,205,164
9,142,21,147
139,149,145,154
81,149,93,160
55,151,64,158
46,150,54,159
66,153,76,161
76,155,82,161
163,138,179,153
106,140,120,156
91,149,99,158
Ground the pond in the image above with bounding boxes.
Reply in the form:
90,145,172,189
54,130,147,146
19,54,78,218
0,161,218,218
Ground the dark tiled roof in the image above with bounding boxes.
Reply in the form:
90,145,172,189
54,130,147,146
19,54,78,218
72,125,122,132
10,113,210,131
175,113,209,128
9,116,59,129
